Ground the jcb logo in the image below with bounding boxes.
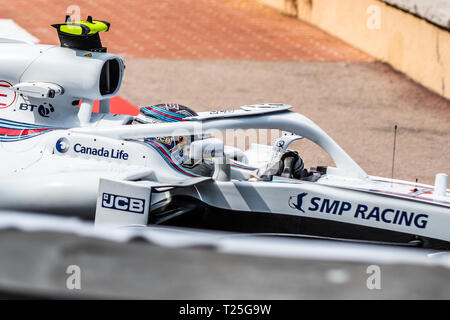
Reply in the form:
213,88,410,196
101,193,145,214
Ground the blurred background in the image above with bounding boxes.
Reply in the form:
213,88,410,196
0,0,449,299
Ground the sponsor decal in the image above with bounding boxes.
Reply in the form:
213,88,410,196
288,193,307,213
55,138,129,160
56,137,70,153
74,143,129,160
38,104,55,117
101,193,145,214
19,103,55,117
289,194,429,229
209,110,234,115
153,136,175,148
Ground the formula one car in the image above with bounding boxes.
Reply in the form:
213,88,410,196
0,17,449,249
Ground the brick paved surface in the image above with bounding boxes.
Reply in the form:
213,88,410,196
1,0,372,61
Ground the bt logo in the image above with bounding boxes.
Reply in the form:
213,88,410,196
38,104,55,117
56,137,70,153
102,193,145,214
19,103,55,117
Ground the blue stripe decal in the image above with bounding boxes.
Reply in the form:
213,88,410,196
0,118,63,142
0,118,49,129
145,109,178,122
153,106,188,119
142,106,194,122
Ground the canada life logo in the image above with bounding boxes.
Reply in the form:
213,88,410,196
56,137,70,153
0,80,17,109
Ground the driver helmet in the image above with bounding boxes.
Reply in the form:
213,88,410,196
134,104,200,163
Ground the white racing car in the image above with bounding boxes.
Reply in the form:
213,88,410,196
0,17,449,249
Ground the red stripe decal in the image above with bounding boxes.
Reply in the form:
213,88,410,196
0,127,49,136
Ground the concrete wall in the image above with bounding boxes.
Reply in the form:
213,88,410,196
383,0,450,29
258,0,450,99
258,0,297,16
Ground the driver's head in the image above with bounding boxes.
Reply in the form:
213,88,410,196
134,103,198,150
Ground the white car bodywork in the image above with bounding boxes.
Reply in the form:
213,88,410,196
0,37,449,249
